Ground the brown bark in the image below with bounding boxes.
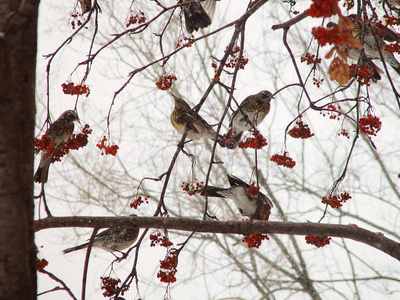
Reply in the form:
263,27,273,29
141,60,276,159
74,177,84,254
0,0,39,299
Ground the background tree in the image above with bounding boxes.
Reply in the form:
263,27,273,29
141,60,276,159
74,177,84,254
32,0,400,299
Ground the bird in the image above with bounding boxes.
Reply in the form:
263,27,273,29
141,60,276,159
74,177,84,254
222,90,273,149
348,14,400,76
201,174,273,221
326,20,383,82
34,110,80,183
170,94,225,146
63,216,139,254
180,0,216,33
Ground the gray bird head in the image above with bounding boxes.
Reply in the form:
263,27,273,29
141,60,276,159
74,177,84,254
60,110,80,123
171,94,191,110
257,90,273,103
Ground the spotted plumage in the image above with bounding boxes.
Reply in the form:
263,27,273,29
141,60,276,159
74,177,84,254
34,110,80,183
63,219,139,254
170,94,225,146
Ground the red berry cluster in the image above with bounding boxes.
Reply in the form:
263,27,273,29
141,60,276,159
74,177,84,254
100,277,129,297
242,233,269,248
181,180,204,196
288,120,314,139
322,192,352,209
270,152,296,169
156,74,177,90
96,136,119,156
300,52,322,65
150,232,174,248
69,13,83,30
35,124,92,163
176,34,194,48
34,135,56,157
359,115,382,136
383,15,400,26
126,11,146,27
244,182,260,196
349,64,374,86
306,0,340,18
238,129,268,149
321,104,342,120
385,42,400,54
211,62,220,81
343,0,354,10
337,128,350,139
36,258,48,271
305,235,331,248
157,251,178,283
62,82,90,97
313,77,324,87
225,46,249,70
130,195,149,209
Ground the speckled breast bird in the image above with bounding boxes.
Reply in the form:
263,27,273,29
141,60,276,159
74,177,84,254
326,20,382,82
223,90,272,149
201,174,273,221
181,0,216,33
348,14,400,75
170,94,225,146
63,217,139,254
34,110,80,183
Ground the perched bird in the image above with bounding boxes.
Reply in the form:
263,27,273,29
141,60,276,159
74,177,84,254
348,14,400,75
201,174,273,221
180,0,216,33
326,20,383,82
63,216,139,254
34,110,80,183
170,94,225,146
223,90,272,149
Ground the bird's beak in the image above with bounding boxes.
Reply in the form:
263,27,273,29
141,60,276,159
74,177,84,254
75,119,81,124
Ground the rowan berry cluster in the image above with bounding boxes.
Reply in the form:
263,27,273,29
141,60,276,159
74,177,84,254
69,13,83,30
244,182,260,196
62,81,90,97
157,251,178,283
156,74,177,90
300,52,321,65
305,235,331,248
313,77,324,87
321,104,342,120
385,42,400,54
96,136,119,156
34,135,56,157
130,195,149,209
176,34,194,48
211,62,220,81
181,180,204,196
359,115,382,136
349,64,374,86
337,128,350,139
288,120,314,139
306,0,340,18
270,152,296,169
100,276,129,297
238,129,268,149
225,46,249,70
322,192,352,209
242,233,269,248
126,11,146,27
150,231,174,248
36,258,48,271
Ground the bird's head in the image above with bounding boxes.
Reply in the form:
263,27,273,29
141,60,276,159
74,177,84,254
171,94,191,110
61,110,80,124
257,90,273,103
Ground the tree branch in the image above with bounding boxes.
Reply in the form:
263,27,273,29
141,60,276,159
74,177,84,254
35,216,400,261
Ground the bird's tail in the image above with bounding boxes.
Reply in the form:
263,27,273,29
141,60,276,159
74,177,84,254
33,159,51,183
201,186,228,198
63,242,89,254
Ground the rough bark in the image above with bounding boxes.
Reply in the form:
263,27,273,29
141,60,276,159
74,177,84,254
0,0,39,299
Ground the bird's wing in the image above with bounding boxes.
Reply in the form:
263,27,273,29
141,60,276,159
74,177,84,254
227,174,251,188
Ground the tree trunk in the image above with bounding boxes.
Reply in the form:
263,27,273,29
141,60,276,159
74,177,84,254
0,1,39,299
